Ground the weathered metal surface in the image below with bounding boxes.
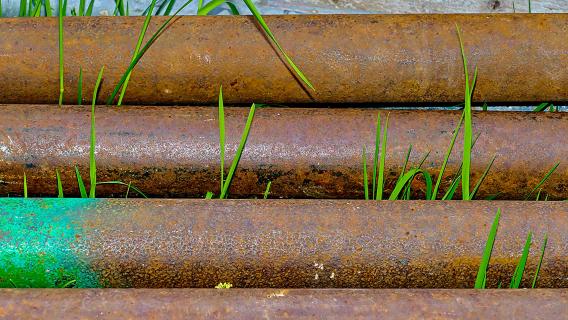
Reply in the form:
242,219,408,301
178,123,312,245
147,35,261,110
0,105,566,199
0,289,566,319
0,15,567,105
0,199,565,288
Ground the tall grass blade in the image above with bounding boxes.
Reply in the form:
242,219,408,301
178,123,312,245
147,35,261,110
164,0,177,15
469,154,496,199
376,114,389,200
89,67,105,199
106,0,194,105
432,112,464,199
74,166,87,198
19,0,26,16
533,102,551,112
79,0,85,15
58,0,64,106
510,232,532,288
475,208,501,289
23,172,28,198
532,234,547,288
77,67,83,105
396,144,412,186
263,181,272,199
456,25,473,200
56,169,64,198
96,181,148,198
117,0,157,106
0,0,3,17
528,0,532,13
85,0,95,15
525,162,560,200
372,113,381,199
218,86,225,191
220,103,256,199
362,145,368,200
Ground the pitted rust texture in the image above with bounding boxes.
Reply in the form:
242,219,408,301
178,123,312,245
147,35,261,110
80,200,567,288
0,105,565,199
0,15,566,105
0,289,566,319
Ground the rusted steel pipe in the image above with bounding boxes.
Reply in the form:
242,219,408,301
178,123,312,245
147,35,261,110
0,289,566,319
0,15,566,105
0,199,566,288
0,105,565,199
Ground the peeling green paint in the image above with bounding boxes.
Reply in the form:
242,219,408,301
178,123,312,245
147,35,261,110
0,199,102,288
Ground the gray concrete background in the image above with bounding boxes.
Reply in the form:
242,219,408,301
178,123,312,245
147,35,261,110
1,0,566,16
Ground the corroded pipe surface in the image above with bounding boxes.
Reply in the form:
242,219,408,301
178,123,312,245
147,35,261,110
0,105,565,199
0,15,566,104
0,289,566,319
0,199,566,288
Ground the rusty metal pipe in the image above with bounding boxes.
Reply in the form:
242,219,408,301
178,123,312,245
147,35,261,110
0,199,566,288
0,105,566,199
0,289,566,319
0,15,566,104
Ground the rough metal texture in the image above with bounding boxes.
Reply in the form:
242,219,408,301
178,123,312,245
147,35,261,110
0,289,567,319
0,105,565,199
0,15,567,105
0,199,566,288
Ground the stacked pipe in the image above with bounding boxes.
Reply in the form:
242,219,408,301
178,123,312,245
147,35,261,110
0,13,567,318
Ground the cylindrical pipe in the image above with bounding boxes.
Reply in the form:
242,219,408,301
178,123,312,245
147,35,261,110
0,199,565,288
0,15,566,104
0,289,566,319
0,105,565,199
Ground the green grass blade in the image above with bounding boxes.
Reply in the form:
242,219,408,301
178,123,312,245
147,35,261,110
535,189,542,201
106,0,194,105
23,172,28,198
376,113,389,200
241,0,314,90
388,169,432,200
96,181,148,198
58,0,64,106
456,25,472,201
362,145,369,200
56,169,64,198
218,86,225,191
32,0,42,17
510,232,532,288
469,154,496,200
0,0,2,17
475,208,501,289
19,0,26,16
89,67,105,199
432,111,464,199
196,0,313,89
401,151,430,199
524,162,560,200
396,144,412,186
532,234,547,288
225,1,239,14
533,102,550,112
263,181,272,199
85,0,95,15
198,0,239,15
164,0,177,15
113,0,125,16
220,103,256,199
79,0,85,15
372,113,381,200
528,0,532,13
117,0,157,106
77,67,83,105
74,166,87,198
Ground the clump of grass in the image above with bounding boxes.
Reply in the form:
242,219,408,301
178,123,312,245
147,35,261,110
362,112,389,200
431,112,463,200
